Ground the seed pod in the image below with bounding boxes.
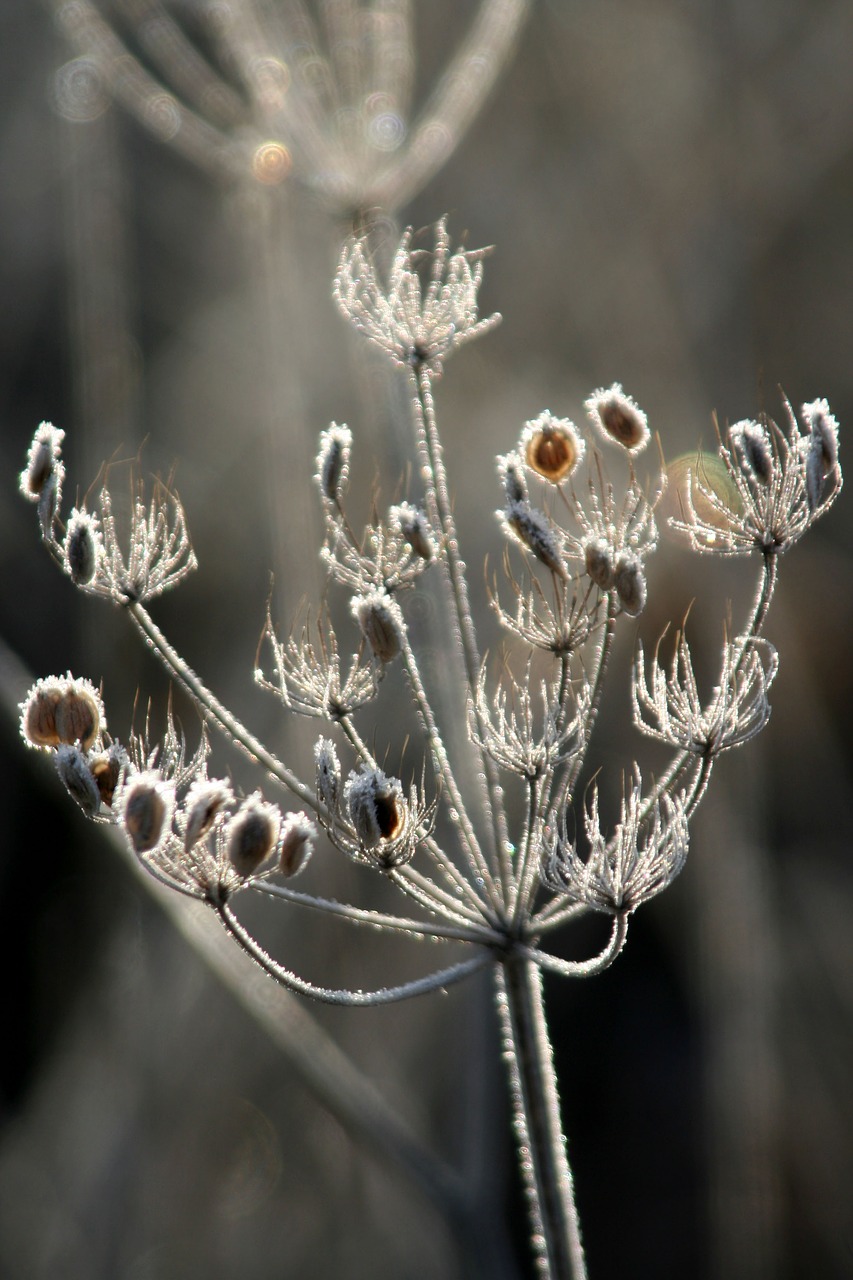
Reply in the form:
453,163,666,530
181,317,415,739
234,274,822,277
55,683,102,750
37,471,62,537
20,679,64,748
279,812,316,877
729,420,772,485
64,509,101,585
55,745,101,816
227,795,281,878
89,743,126,809
497,453,528,505
522,412,584,482
584,538,615,590
503,501,567,577
183,778,233,850
121,773,175,853
345,766,405,848
19,422,65,500
390,502,435,561
316,422,352,502
585,384,650,453
614,553,647,616
315,737,341,811
802,399,841,511
352,590,405,662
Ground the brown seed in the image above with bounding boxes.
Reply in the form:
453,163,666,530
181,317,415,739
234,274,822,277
56,686,101,750
22,684,63,747
526,428,578,482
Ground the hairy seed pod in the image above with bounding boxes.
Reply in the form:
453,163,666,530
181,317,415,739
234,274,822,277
346,766,405,848
315,737,341,811
55,745,101,816
279,813,316,877
37,472,61,537
504,501,566,577
89,743,125,809
227,796,280,877
522,413,584,482
586,385,649,453
584,538,615,590
20,421,65,500
614,553,647,616
20,680,64,747
352,591,405,662
121,774,174,853
316,422,352,502
729,420,772,485
390,502,435,560
55,684,102,750
497,453,528,505
64,510,101,585
183,778,233,850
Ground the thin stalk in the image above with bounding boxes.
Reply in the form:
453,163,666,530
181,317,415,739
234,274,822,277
216,900,491,1005
411,365,512,896
496,956,587,1280
127,602,318,812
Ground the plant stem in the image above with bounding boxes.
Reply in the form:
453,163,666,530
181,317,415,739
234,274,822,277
496,956,587,1280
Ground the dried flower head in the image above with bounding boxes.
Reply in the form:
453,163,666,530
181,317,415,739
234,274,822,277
278,812,316,878
585,384,650,454
63,508,102,585
522,412,585,482
333,218,500,376
352,590,406,663
671,397,842,555
118,771,176,854
633,630,778,756
499,500,567,578
388,502,436,562
226,794,281,879
315,423,353,503
182,777,235,851
19,422,65,502
20,675,105,752
55,745,102,817
544,772,689,914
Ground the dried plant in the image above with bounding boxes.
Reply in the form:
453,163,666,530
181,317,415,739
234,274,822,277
50,0,530,218
18,219,842,1279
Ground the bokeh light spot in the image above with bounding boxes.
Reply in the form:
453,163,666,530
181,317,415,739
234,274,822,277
252,141,292,185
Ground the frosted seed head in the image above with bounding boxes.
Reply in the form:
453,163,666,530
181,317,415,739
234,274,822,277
389,502,435,561
614,553,647,616
585,384,649,453
352,590,405,662
502,501,567,577
497,453,528,505
316,422,352,502
55,681,104,751
345,765,405,848
315,737,341,811
278,812,316,877
802,398,839,471
63,509,102,585
522,412,585,482
183,777,234,851
20,422,65,501
120,772,175,853
20,678,64,748
729,420,773,485
227,794,281,878
89,743,126,809
584,538,615,590
55,745,101,816
37,471,62,537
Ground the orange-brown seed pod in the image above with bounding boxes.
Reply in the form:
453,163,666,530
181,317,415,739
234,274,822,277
21,681,63,748
56,685,101,750
523,413,584,483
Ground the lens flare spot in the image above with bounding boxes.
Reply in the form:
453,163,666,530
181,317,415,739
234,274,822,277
144,92,181,141
53,57,109,122
252,141,292,185
660,451,742,547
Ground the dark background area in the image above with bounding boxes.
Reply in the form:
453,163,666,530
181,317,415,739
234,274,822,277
1,2,852,1278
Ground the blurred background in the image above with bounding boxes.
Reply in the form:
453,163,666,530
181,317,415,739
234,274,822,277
1,2,852,1277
